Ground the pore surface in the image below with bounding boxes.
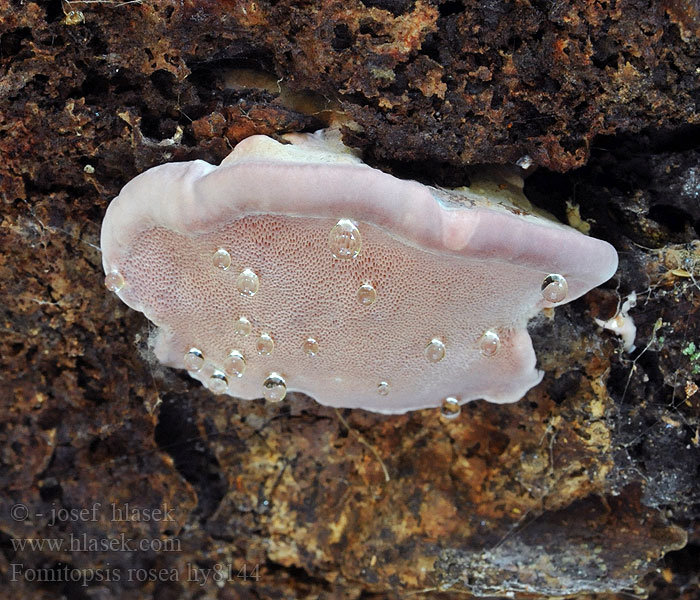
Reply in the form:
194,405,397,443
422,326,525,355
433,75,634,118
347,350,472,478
118,215,543,412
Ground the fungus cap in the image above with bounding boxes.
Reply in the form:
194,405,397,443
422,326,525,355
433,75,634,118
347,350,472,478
101,129,618,414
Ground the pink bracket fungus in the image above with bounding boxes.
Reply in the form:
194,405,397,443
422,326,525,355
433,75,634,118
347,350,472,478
101,129,618,415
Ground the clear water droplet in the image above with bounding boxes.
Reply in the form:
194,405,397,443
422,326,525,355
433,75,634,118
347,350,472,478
329,219,361,259
223,350,246,377
233,316,252,336
104,270,124,292
440,396,461,420
212,248,231,270
516,155,533,169
479,330,500,357
377,381,390,396
302,338,319,356
183,348,204,371
236,268,260,297
263,372,287,402
256,333,274,355
209,370,228,394
425,338,446,363
357,283,377,306
541,273,568,303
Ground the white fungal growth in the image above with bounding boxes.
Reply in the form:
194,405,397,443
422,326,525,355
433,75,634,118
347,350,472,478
595,292,637,352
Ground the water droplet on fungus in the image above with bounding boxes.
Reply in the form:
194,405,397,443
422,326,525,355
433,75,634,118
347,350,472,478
263,373,287,402
104,270,125,292
357,283,377,306
183,348,204,371
377,381,390,396
425,338,446,363
302,338,319,356
209,370,228,394
329,219,361,259
541,273,568,303
440,396,461,420
236,268,260,297
233,316,252,336
256,333,274,355
223,350,246,377
479,330,500,357
212,248,231,270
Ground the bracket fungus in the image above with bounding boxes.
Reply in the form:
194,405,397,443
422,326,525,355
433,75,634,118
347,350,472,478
101,129,618,414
